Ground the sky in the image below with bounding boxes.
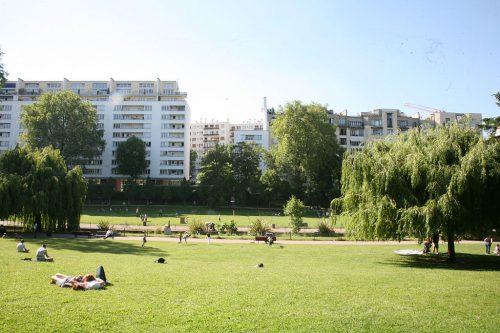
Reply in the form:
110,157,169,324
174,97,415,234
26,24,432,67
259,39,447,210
1,0,499,122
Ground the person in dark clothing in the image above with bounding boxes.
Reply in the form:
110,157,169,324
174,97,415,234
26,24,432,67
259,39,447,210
432,234,439,254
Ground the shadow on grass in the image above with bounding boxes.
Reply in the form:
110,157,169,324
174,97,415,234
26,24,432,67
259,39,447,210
41,238,168,257
383,253,500,271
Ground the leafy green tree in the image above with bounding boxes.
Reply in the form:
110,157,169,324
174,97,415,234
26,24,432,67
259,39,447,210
0,48,7,88
268,101,343,207
20,91,105,167
230,142,262,205
0,146,87,232
189,149,198,180
284,195,305,233
115,136,147,179
197,144,233,207
260,158,292,207
333,123,500,260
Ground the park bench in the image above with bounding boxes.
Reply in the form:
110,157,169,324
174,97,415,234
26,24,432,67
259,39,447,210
73,231,93,238
255,236,276,243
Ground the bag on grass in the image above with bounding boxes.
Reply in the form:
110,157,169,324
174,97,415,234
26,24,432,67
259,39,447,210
96,265,107,282
155,258,166,263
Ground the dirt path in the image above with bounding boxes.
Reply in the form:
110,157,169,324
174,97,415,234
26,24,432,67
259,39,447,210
83,235,483,246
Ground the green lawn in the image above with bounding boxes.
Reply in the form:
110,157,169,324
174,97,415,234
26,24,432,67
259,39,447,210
1,237,499,332
81,204,347,229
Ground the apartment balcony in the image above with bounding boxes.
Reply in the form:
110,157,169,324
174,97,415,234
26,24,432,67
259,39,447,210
18,88,41,95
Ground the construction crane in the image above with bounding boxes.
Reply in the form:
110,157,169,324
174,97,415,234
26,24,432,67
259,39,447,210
404,103,444,113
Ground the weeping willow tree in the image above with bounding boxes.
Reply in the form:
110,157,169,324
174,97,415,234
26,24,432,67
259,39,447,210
332,122,500,260
0,146,87,232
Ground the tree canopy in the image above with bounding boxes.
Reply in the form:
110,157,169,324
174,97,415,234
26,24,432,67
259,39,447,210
0,48,7,88
332,123,500,260
0,146,87,232
115,136,147,179
20,91,105,167
479,92,500,140
265,101,343,207
196,142,263,208
284,195,305,233
197,144,233,208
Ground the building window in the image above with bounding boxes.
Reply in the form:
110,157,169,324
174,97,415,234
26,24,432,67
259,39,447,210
386,113,393,128
340,138,347,145
0,105,12,111
339,128,346,135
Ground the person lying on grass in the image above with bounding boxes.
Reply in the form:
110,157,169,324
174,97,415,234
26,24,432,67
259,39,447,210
50,273,105,290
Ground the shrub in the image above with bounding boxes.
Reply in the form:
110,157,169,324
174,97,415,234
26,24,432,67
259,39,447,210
188,219,206,235
97,220,111,231
318,219,335,236
284,195,305,233
219,220,238,235
248,219,270,236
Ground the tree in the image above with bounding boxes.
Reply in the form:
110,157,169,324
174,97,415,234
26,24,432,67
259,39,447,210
332,123,500,260
197,144,233,207
268,101,343,207
20,91,105,167
115,136,147,179
0,146,87,232
189,149,198,181
0,48,7,88
230,142,262,205
284,195,305,233
479,92,500,140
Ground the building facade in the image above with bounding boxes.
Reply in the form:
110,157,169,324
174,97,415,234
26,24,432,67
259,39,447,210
0,78,190,184
328,108,482,152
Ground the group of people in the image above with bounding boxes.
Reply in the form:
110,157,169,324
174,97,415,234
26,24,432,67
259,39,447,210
51,273,106,290
484,236,499,255
422,234,440,254
17,240,53,262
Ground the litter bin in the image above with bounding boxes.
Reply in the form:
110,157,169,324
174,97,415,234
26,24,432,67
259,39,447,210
271,224,276,229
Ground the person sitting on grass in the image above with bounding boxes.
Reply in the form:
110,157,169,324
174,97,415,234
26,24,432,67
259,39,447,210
103,229,114,239
495,244,500,256
16,239,30,253
36,244,53,262
422,238,432,254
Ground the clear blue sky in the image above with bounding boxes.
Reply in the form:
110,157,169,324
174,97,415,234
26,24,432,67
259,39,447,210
1,0,499,121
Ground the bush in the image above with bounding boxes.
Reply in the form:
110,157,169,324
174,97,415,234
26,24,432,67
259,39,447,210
248,219,270,236
97,220,111,231
188,219,206,235
219,220,238,235
318,219,335,236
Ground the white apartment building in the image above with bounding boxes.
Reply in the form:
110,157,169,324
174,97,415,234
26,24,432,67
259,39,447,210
0,78,190,184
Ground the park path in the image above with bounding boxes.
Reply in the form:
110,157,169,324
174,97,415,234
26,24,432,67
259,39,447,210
72,234,484,246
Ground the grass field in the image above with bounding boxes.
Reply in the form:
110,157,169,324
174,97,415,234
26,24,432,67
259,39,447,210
81,204,347,229
1,237,499,332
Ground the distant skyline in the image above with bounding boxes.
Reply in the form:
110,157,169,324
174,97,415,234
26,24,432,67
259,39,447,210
1,0,499,121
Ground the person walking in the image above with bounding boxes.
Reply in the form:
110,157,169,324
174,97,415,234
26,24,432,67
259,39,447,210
142,231,147,247
207,232,211,244
33,222,39,239
484,235,493,254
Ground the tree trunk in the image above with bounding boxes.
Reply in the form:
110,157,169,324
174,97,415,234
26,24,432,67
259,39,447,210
447,232,456,261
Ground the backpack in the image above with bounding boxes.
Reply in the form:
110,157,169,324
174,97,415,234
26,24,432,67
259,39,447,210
155,258,166,263
96,265,107,282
